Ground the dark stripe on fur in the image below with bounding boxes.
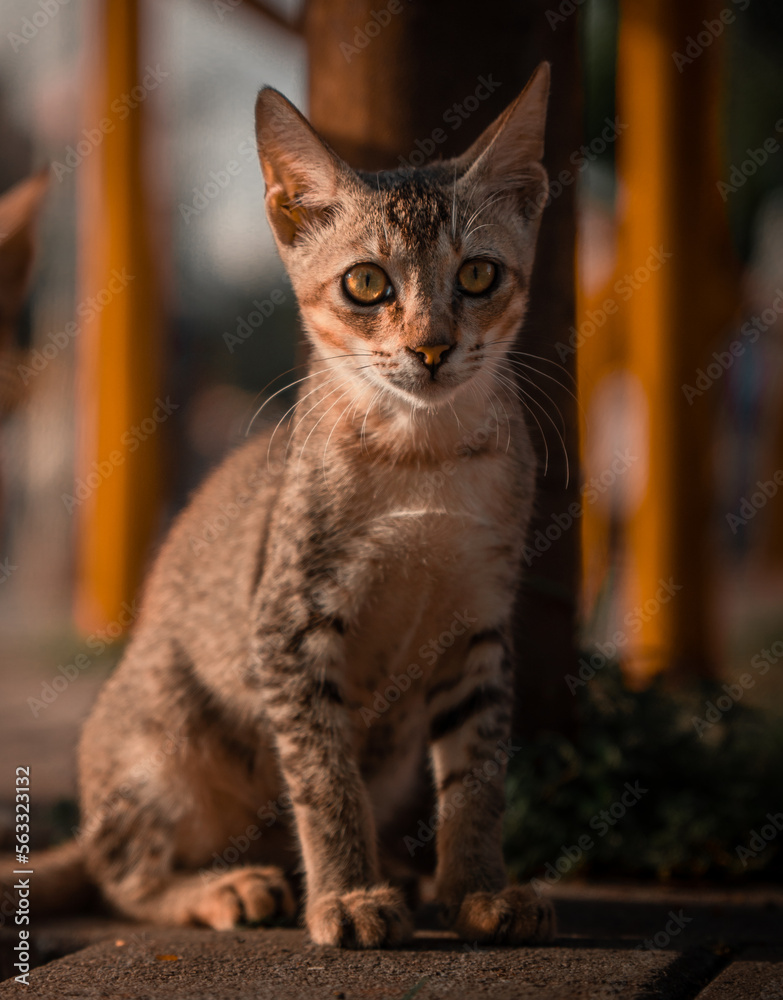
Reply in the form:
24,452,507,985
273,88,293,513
468,629,505,650
476,722,509,743
438,770,469,793
429,685,507,742
425,675,462,704
318,677,344,704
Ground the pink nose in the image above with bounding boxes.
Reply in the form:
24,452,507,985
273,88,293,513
413,343,451,368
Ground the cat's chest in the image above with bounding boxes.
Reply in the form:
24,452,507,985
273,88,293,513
356,452,517,562
336,454,522,677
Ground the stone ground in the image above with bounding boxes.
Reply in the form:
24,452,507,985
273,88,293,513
1,882,781,999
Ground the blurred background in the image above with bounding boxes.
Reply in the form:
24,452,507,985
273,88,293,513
0,0,781,882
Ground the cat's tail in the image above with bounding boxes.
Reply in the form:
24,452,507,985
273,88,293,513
1,840,96,923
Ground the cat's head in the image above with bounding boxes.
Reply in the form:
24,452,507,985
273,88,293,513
255,65,549,411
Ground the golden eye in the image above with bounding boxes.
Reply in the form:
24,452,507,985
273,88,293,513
343,263,392,305
457,259,497,296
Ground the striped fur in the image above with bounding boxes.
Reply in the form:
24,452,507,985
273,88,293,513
77,64,556,947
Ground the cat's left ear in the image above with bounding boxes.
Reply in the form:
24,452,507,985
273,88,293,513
255,88,346,246
455,62,550,219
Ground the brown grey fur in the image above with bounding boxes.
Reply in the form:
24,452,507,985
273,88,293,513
73,63,556,947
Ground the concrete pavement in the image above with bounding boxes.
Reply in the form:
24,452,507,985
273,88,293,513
1,882,781,998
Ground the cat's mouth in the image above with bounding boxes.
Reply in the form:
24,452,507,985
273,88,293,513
377,365,473,408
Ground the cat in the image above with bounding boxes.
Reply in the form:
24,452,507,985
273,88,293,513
70,62,555,949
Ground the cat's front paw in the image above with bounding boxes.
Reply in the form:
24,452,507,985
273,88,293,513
191,865,296,930
307,885,413,948
454,885,556,945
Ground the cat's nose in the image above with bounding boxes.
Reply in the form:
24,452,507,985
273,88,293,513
410,343,452,372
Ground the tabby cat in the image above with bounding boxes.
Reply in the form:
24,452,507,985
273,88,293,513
76,62,555,948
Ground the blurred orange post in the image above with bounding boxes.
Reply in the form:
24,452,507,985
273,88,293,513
580,0,741,679
74,0,161,633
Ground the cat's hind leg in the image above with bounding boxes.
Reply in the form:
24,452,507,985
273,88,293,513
105,863,296,931
78,645,298,930
80,772,297,929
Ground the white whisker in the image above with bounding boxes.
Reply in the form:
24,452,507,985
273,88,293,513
463,192,506,235
493,341,579,387
506,367,566,432
247,367,335,437
451,162,458,241
296,386,356,470
245,353,375,437
268,372,353,467
484,362,551,476
322,395,357,482
360,388,384,452
376,174,390,248
464,222,500,241
503,357,586,423
492,365,570,486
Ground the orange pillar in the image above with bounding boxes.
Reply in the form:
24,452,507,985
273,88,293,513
580,0,741,680
614,0,677,680
616,0,741,678
74,0,162,633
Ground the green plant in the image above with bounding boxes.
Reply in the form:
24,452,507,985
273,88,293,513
504,660,783,882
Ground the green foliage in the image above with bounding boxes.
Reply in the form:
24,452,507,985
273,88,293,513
504,660,783,882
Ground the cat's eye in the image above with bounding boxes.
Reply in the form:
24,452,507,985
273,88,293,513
457,259,497,296
343,263,393,305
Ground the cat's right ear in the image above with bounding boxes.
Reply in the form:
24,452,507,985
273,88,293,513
255,88,344,246
454,62,550,221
